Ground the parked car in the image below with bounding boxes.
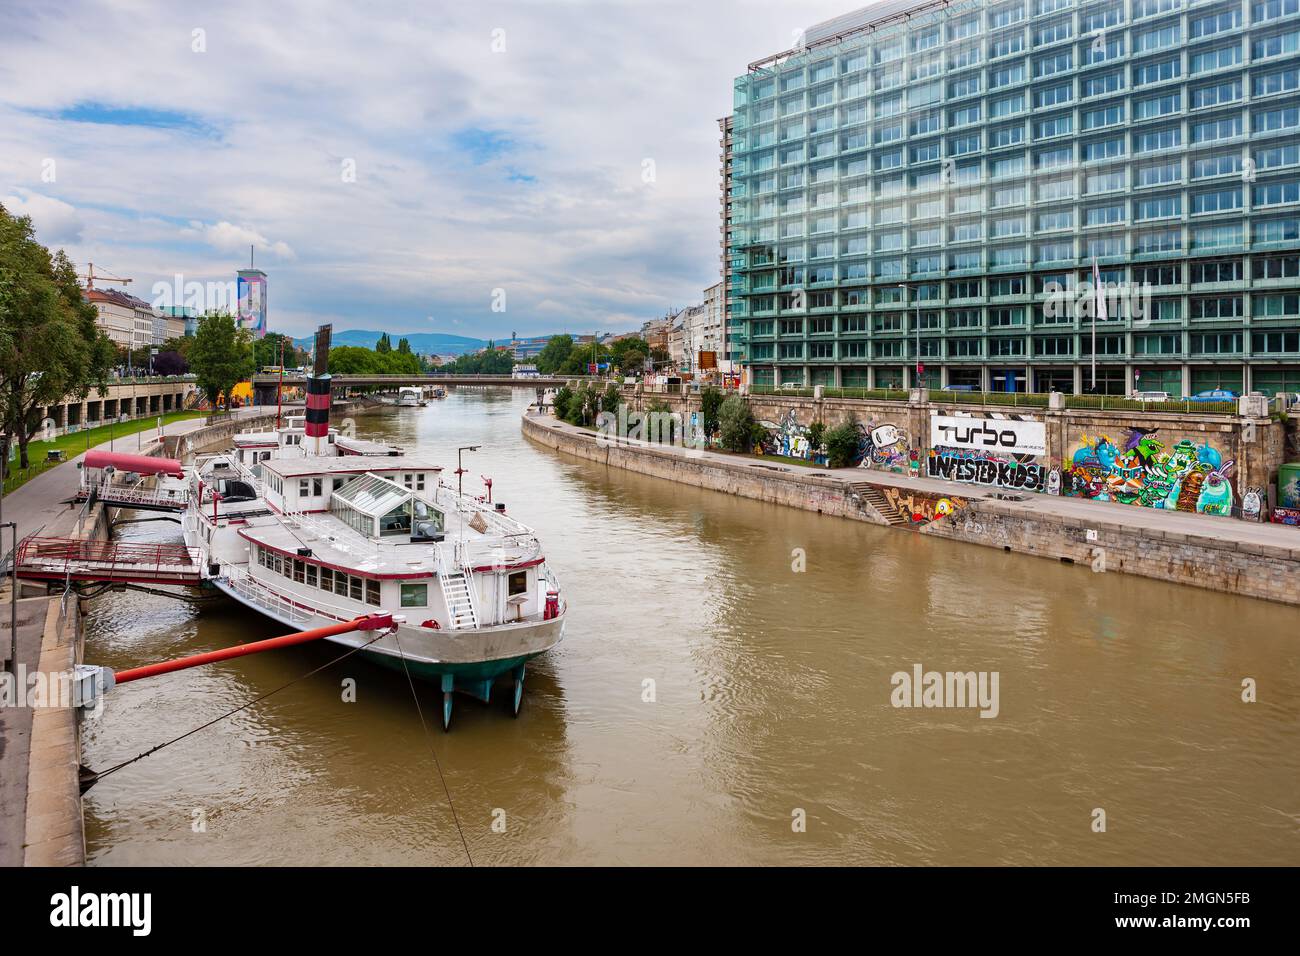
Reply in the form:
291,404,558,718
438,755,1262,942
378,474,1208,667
1132,390,1172,402
1189,389,1239,402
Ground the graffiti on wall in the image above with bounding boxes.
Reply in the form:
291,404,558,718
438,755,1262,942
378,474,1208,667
881,486,966,526
858,421,910,471
1063,428,1235,515
926,449,1049,492
757,409,812,460
925,413,1047,492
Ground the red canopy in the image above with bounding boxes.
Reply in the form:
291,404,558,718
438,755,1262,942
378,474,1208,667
83,450,184,478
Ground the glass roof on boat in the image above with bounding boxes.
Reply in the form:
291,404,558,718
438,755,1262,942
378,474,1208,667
330,473,412,517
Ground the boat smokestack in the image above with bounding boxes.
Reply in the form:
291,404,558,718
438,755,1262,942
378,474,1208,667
306,324,332,455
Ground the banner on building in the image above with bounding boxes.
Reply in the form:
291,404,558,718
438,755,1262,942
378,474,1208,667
930,414,1046,457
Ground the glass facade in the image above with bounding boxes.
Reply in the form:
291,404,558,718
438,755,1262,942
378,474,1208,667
729,0,1300,394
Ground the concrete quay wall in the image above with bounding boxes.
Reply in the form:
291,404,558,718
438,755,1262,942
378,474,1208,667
522,412,1300,607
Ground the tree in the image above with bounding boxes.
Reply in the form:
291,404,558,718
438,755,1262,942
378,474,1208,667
189,311,254,409
153,350,188,376
536,335,573,375
397,337,411,355
700,386,723,440
552,384,574,420
375,332,392,353
718,394,756,452
824,418,862,469
252,331,303,371
0,207,114,469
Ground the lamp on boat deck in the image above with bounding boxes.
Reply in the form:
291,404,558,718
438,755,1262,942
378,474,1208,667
455,445,481,560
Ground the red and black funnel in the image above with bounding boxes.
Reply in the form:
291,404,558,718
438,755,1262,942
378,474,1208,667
305,324,332,446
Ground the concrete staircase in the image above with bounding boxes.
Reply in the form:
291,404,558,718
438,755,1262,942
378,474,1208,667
848,481,909,527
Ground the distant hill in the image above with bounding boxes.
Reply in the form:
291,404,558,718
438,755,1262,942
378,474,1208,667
292,329,489,355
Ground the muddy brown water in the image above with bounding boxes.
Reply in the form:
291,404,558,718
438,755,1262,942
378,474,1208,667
82,390,1300,865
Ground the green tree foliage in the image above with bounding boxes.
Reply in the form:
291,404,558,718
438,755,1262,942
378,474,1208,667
806,421,826,459
536,335,573,374
700,386,723,439
560,341,609,375
718,394,756,452
824,418,862,468
608,336,650,374
375,332,392,353
552,384,574,421
188,312,255,409
328,344,421,375
441,347,514,375
601,381,621,417
397,337,412,355
253,331,308,371
0,205,114,468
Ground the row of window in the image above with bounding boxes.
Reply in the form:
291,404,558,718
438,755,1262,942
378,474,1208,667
754,0,1300,97
746,65,1300,155
750,293,1300,331
254,545,432,608
744,142,1300,205
752,330,1300,359
745,258,1298,302
743,28,1300,137
739,221,1300,289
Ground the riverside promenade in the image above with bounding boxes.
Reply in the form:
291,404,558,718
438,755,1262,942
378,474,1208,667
0,407,269,867
523,408,1300,605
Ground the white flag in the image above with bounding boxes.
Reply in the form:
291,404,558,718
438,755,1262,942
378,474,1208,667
1092,259,1108,322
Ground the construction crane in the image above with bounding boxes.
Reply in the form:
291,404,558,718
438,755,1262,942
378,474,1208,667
77,262,133,290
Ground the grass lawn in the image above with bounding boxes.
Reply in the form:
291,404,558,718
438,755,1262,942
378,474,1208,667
3,410,206,495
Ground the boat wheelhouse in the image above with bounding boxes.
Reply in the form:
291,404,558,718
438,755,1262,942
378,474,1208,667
396,386,425,407
231,414,401,468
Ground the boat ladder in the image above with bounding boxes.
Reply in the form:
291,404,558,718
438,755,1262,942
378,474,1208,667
439,568,480,630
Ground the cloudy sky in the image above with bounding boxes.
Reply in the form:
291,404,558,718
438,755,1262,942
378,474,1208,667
0,0,857,340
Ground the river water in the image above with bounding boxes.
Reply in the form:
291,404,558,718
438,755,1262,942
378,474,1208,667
82,389,1300,865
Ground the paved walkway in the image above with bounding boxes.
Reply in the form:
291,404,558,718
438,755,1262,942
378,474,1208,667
0,407,268,865
532,411,1300,554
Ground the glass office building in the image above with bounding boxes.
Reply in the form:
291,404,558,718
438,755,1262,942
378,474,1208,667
728,0,1300,394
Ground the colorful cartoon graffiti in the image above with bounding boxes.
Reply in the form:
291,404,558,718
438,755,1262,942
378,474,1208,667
881,487,966,527
1063,429,1235,515
926,448,1049,492
858,421,910,471
757,409,812,460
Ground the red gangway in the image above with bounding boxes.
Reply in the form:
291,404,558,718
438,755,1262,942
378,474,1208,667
14,535,204,585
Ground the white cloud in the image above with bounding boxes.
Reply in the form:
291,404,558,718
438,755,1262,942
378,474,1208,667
183,220,296,260
2,188,84,244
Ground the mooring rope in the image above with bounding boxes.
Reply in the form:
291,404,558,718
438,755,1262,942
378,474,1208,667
86,629,390,784
391,631,475,868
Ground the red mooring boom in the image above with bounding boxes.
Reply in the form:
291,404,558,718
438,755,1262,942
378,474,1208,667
112,613,394,684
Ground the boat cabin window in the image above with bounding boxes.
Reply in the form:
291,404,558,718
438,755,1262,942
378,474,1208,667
400,583,428,607
298,477,324,497
401,472,427,492
508,570,528,596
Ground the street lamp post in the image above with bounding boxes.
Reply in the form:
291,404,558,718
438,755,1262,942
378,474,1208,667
456,445,481,499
